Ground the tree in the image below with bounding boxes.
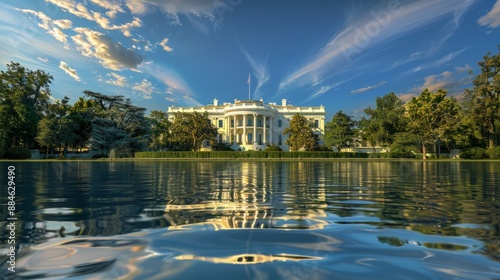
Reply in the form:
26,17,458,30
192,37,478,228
464,47,500,149
406,89,460,159
36,96,78,158
283,113,318,151
360,92,407,149
148,110,171,151
84,91,150,157
324,110,356,151
0,62,52,156
169,112,217,151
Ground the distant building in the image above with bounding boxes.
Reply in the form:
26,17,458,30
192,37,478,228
167,98,326,151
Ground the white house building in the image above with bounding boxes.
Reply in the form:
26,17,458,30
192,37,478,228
167,98,326,151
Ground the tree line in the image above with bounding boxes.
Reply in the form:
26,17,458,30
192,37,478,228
0,47,498,159
323,47,500,159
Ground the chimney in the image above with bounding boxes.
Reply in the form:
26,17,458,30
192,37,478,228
213,98,218,106
282,99,287,106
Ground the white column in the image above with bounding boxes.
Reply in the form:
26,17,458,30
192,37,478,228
233,115,237,143
263,116,267,144
243,115,247,144
253,114,257,145
270,117,273,144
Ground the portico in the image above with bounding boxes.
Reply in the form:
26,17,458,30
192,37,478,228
168,98,325,151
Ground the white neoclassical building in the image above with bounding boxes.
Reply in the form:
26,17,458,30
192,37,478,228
167,98,326,151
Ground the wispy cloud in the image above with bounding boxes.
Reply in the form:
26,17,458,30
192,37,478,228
44,0,142,36
478,0,500,28
241,49,270,99
59,61,81,81
16,8,72,47
72,27,143,70
402,64,473,101
106,72,127,87
37,57,50,63
124,0,241,32
351,81,387,94
139,62,201,106
411,48,469,73
278,0,476,98
133,79,154,99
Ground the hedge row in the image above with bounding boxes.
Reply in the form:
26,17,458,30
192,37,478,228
135,151,370,159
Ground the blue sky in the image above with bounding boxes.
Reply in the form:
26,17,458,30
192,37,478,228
1,0,499,119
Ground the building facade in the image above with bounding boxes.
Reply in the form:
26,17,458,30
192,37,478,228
167,98,326,151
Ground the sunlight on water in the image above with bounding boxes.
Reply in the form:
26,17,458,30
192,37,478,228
0,161,499,279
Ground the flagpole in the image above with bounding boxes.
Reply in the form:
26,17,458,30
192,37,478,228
248,73,251,100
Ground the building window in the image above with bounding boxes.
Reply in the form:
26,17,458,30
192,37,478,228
314,120,319,128
258,118,263,127
238,119,243,126
278,135,282,145
248,133,253,144
247,119,253,126
219,120,223,128
278,120,282,127
231,119,234,127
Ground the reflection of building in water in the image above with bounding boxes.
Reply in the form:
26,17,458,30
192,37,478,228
164,162,328,230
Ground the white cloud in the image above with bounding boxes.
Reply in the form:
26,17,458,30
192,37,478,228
106,72,127,87
405,65,473,99
478,0,500,28
242,49,270,99
53,19,72,29
278,0,476,95
37,57,50,63
44,0,142,36
133,79,154,98
89,0,124,13
72,27,143,70
124,0,237,32
351,81,387,94
159,38,173,52
139,63,201,105
16,9,71,47
59,61,81,81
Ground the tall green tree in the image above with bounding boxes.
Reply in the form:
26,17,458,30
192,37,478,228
36,96,78,157
148,110,171,151
360,92,407,149
0,62,52,156
84,91,150,157
324,110,356,151
169,112,217,151
463,47,500,149
406,89,460,159
283,113,318,151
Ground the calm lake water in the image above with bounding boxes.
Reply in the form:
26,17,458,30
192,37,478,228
0,160,499,279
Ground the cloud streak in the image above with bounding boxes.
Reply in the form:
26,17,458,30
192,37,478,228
59,61,81,81
139,63,201,105
278,0,476,98
351,81,387,94
478,0,500,28
242,49,270,99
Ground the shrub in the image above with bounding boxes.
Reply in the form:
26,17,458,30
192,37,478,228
311,145,332,151
264,144,282,151
486,147,500,159
4,147,31,159
460,147,487,159
211,142,234,151
389,151,416,158
368,153,380,158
